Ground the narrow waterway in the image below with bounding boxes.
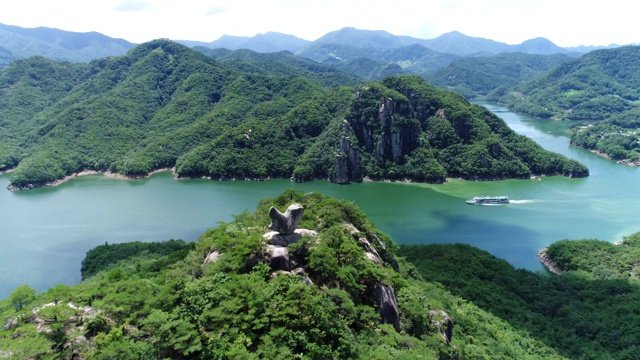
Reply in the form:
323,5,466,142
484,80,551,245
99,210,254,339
1,102,638,298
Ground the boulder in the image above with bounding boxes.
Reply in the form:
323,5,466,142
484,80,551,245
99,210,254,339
264,228,318,246
429,310,454,344
269,204,304,235
265,245,290,272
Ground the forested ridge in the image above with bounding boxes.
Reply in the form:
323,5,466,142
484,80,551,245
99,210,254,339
3,191,638,358
398,232,640,359
427,52,573,99
0,191,567,359
0,39,587,189
487,45,640,120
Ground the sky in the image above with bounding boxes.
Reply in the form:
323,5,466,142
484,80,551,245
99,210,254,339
0,0,637,47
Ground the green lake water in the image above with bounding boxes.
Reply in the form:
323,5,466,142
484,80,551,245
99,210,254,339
1,102,639,298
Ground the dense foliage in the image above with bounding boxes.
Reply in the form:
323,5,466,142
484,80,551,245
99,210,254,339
0,191,567,359
427,53,572,98
398,238,640,359
488,46,640,120
570,107,640,161
546,232,640,279
80,239,194,280
0,41,587,189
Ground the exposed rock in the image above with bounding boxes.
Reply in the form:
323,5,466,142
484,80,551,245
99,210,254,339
269,204,304,235
265,245,290,272
537,248,566,275
291,267,306,276
429,310,454,344
203,251,221,266
264,228,318,247
333,121,362,184
3,317,17,331
373,283,400,332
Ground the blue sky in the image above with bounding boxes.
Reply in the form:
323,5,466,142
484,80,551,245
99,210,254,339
0,0,636,47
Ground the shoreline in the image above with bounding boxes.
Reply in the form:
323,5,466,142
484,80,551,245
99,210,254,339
536,248,565,275
6,168,175,192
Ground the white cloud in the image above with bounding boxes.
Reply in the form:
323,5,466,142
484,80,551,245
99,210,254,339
113,1,152,12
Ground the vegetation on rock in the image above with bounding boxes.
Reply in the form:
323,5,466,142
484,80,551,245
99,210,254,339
0,190,567,359
0,40,587,189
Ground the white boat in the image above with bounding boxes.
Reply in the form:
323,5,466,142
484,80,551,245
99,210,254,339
466,195,509,205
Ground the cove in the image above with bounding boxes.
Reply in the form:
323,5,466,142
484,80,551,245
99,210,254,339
2,102,639,298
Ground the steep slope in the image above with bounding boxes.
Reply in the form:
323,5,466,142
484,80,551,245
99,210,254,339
291,75,588,183
399,232,640,359
0,41,587,189
427,53,573,98
0,22,134,65
489,45,640,120
0,190,566,359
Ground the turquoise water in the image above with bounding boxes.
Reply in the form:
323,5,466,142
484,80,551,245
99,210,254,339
1,103,639,298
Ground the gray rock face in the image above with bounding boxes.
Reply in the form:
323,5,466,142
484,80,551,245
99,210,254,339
429,310,454,344
3,317,17,331
269,204,304,235
202,251,221,266
264,229,318,247
333,121,362,184
265,245,290,272
374,283,400,332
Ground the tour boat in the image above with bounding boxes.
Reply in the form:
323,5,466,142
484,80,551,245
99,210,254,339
465,195,509,205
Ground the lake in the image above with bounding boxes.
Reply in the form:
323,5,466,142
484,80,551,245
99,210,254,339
1,102,639,298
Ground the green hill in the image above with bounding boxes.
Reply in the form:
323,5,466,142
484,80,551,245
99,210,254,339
0,40,587,189
570,107,640,161
427,52,573,98
398,233,640,359
488,46,640,120
0,190,567,359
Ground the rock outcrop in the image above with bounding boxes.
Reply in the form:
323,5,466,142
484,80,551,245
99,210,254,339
269,204,304,235
333,120,362,184
374,283,401,332
429,310,454,344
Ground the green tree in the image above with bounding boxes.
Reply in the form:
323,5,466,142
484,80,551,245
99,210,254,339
8,284,36,311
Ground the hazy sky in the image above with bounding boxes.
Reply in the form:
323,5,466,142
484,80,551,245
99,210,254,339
0,0,636,47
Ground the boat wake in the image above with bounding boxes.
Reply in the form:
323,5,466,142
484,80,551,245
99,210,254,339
508,199,536,204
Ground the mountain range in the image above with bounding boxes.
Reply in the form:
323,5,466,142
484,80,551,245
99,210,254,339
0,22,624,71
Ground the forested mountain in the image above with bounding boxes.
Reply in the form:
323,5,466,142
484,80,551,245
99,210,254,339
3,190,639,358
427,52,573,98
399,231,640,359
0,22,134,66
488,46,640,120
0,190,569,358
0,40,587,189
178,32,311,53
570,107,640,161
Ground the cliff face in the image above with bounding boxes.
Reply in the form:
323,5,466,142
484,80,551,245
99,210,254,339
328,75,589,184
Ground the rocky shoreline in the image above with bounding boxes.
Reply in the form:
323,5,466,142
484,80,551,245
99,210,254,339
536,248,565,275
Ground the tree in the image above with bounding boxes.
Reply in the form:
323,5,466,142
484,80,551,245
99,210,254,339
8,284,36,311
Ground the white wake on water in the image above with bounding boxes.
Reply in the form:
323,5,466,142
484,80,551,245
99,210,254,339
508,199,536,204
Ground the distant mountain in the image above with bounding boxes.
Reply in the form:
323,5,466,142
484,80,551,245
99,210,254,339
0,23,135,66
421,31,511,56
427,52,573,98
488,45,640,120
512,37,569,55
178,32,311,53
295,42,459,80
312,27,428,49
